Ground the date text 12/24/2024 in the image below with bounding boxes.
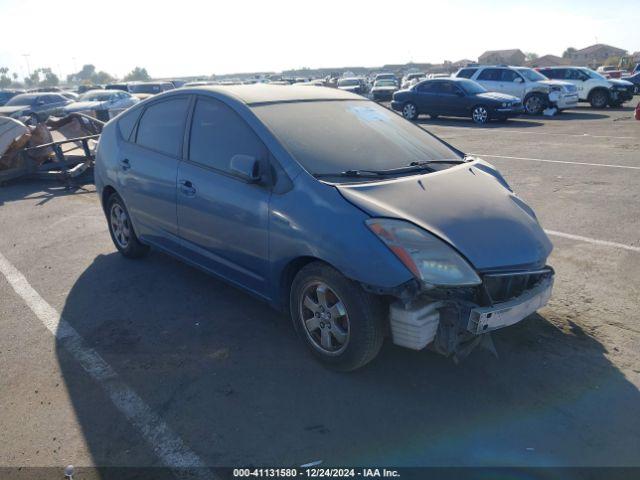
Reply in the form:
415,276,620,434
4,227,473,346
233,468,401,478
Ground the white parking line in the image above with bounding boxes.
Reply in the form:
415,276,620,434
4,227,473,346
428,125,636,140
472,153,640,171
0,250,214,480
545,230,640,253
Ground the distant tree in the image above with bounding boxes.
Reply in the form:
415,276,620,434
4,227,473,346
124,67,151,81
24,70,41,87
0,67,10,88
66,64,115,85
563,47,577,58
94,70,114,84
525,52,539,62
39,68,59,87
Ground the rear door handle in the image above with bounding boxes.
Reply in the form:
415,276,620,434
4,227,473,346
179,179,196,197
120,158,131,170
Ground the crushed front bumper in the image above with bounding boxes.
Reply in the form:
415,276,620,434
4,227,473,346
388,267,554,360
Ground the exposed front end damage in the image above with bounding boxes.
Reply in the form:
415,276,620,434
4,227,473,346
385,267,554,361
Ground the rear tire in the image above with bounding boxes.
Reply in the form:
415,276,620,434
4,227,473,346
290,262,385,371
106,192,149,259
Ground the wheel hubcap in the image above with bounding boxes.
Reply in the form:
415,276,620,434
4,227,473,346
473,107,488,123
525,96,541,113
110,203,131,249
300,282,350,354
403,104,416,119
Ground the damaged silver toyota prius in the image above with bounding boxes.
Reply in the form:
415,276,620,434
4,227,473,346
96,84,553,371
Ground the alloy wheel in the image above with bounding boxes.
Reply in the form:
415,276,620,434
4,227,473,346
472,106,488,124
299,282,350,355
110,203,131,249
524,95,543,114
402,103,417,120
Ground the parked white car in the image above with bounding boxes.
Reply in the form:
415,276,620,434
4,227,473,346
455,65,578,114
401,72,426,89
538,67,634,108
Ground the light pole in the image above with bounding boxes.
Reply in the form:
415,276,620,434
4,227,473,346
22,53,31,77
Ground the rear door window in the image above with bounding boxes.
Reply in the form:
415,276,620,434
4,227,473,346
188,97,267,174
500,69,521,82
135,97,190,157
477,68,501,81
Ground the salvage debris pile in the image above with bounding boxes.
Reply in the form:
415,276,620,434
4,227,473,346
0,113,103,184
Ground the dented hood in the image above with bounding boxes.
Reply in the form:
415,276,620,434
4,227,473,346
337,161,553,271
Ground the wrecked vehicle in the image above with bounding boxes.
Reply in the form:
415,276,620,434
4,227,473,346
455,66,579,114
0,92,72,122
95,85,553,371
63,89,139,121
0,113,102,185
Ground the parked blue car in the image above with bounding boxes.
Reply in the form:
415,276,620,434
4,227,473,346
391,78,523,124
95,85,554,370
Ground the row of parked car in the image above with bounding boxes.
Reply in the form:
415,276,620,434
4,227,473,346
0,81,184,123
369,64,638,124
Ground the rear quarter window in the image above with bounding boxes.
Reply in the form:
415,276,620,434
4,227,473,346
117,108,142,141
135,98,190,157
457,68,477,79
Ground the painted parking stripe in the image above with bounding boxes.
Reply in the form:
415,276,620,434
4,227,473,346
472,153,640,171
545,230,640,253
0,250,214,480
427,125,636,140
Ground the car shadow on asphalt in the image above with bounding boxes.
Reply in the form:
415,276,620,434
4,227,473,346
417,117,543,128
56,251,640,471
0,178,94,206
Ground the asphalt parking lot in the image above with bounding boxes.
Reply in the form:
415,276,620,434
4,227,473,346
0,103,639,476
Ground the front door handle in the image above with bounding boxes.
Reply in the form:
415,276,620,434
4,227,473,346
179,179,196,197
120,158,131,171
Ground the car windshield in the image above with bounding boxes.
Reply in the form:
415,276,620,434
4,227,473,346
457,79,487,94
129,84,162,94
517,68,548,82
253,100,460,179
374,80,396,87
338,79,359,87
4,94,38,106
79,92,115,101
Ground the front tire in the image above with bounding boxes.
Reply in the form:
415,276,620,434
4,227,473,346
589,89,609,109
290,262,385,371
106,193,149,259
524,94,545,115
402,102,418,121
471,105,489,124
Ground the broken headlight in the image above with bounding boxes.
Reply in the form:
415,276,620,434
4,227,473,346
367,218,481,287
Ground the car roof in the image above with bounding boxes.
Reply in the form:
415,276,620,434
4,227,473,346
185,84,361,105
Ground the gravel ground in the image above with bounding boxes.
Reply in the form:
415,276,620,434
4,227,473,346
0,101,638,476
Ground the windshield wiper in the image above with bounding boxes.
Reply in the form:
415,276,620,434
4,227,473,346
314,158,472,179
313,170,384,179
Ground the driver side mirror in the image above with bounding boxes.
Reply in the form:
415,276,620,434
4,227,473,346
514,77,523,83
230,154,261,183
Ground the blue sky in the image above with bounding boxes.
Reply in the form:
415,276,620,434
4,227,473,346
0,0,638,79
